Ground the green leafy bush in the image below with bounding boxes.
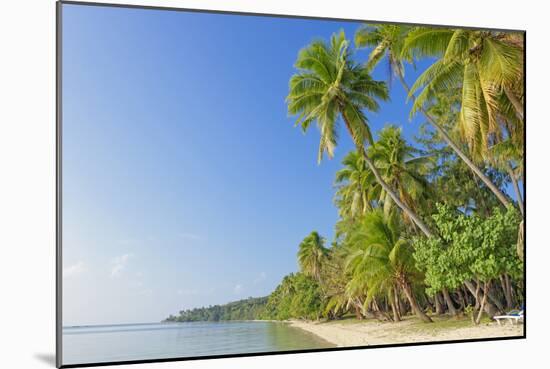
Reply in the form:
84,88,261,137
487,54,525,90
413,204,523,295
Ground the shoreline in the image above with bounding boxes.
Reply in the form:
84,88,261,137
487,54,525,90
288,316,523,347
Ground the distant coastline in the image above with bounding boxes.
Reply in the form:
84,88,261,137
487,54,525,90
164,296,268,323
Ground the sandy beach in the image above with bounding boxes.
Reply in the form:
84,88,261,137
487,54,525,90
289,316,523,347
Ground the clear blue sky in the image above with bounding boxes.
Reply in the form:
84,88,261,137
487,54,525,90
61,4,518,326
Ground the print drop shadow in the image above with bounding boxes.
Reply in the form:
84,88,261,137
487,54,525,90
34,353,56,366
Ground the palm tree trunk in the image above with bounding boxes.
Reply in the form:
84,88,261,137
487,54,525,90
442,288,458,316
401,281,433,323
362,191,369,214
361,148,434,237
434,292,444,315
464,280,499,317
486,285,505,313
474,281,491,324
391,286,402,321
371,299,389,321
456,288,467,310
397,73,512,209
340,113,435,237
354,305,363,320
398,294,407,317
517,220,524,261
500,274,514,310
507,165,524,216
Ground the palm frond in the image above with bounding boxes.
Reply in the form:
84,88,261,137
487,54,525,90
402,27,454,58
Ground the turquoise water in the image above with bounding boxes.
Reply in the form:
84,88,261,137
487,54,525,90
62,321,334,365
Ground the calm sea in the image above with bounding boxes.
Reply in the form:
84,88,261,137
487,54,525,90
62,321,334,365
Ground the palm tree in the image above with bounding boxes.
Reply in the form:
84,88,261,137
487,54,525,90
334,150,379,218
355,24,516,209
322,244,353,319
287,30,434,237
488,136,524,215
297,232,329,282
334,127,433,230
368,125,433,224
403,28,523,206
355,24,410,78
405,28,523,149
487,94,524,215
346,210,432,322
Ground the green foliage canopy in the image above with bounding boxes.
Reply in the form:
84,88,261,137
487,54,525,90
261,273,325,321
413,204,523,295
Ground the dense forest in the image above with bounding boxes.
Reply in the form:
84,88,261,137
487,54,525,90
167,24,524,326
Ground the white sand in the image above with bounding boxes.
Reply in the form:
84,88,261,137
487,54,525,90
289,316,523,347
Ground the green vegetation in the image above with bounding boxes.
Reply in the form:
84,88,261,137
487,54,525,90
167,24,524,328
274,25,524,325
413,205,523,323
164,297,268,322
260,273,325,321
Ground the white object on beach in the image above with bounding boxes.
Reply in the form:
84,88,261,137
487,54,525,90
493,310,524,325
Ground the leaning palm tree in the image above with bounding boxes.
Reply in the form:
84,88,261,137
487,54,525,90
297,231,329,282
346,210,433,322
287,30,434,237
354,24,515,209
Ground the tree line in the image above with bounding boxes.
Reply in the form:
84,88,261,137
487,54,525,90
164,297,268,322
167,24,524,325
277,24,524,324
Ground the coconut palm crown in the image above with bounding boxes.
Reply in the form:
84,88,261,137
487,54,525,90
287,30,388,162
